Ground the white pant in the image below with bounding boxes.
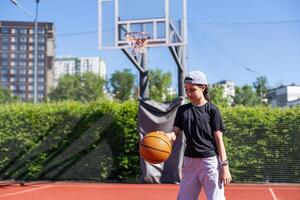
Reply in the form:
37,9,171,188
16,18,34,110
177,156,225,200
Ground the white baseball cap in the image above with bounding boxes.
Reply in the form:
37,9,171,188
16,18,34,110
184,71,208,85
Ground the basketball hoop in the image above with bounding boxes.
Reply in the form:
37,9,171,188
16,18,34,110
125,32,150,54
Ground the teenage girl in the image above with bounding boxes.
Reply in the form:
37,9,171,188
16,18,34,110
165,71,232,200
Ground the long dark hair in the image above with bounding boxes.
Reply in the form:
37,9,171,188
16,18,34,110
200,84,210,101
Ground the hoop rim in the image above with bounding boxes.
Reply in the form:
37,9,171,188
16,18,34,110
125,31,151,54
125,31,151,40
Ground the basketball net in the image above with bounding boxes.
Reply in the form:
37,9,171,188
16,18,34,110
125,32,150,55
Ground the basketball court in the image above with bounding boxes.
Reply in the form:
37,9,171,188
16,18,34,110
1,182,300,200
1,1,299,200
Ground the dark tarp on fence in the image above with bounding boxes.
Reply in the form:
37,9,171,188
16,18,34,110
137,97,185,183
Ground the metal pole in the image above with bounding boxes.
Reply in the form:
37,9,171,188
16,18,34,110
165,0,169,44
140,51,149,99
33,0,40,103
10,0,40,103
180,0,187,97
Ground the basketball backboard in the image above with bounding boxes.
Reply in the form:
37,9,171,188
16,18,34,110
98,0,187,50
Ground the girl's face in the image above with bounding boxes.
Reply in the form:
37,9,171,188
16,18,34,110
184,83,206,104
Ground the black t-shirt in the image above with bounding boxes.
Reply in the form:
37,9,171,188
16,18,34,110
174,102,225,158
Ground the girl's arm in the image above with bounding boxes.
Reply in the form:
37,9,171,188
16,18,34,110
214,130,232,185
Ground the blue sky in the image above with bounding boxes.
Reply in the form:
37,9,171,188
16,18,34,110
1,0,300,89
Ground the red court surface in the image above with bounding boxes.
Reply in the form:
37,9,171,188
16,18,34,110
0,182,300,200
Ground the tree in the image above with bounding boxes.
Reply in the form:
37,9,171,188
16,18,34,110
0,84,19,103
48,72,105,102
81,72,106,101
233,84,260,106
148,68,174,102
253,76,269,104
110,69,135,102
209,86,229,107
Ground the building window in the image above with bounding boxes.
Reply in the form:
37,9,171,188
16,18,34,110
19,28,27,34
1,44,9,50
1,60,8,66
38,37,45,43
2,37,10,42
1,76,8,82
19,77,26,83
38,28,45,34
38,85,44,90
19,61,27,67
38,53,45,59
38,69,44,75
19,69,26,75
1,53,9,58
2,27,10,34
19,44,27,51
38,61,44,67
20,36,27,43
19,93,26,98
38,45,45,51
63,64,69,72
1,68,9,74
19,53,27,59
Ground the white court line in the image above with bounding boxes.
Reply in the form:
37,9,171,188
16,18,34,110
55,185,179,189
269,188,278,200
0,185,53,198
226,187,300,190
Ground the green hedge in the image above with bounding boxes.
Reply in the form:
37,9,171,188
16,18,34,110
0,100,140,182
0,101,299,183
222,106,300,183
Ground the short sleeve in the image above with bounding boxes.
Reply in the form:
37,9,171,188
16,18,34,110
210,105,225,132
173,106,183,129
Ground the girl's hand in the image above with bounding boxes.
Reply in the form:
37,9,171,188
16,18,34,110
221,166,232,185
163,131,176,143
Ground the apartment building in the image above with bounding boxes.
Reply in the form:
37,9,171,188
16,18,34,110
0,21,55,102
211,80,235,105
53,57,106,87
267,85,300,107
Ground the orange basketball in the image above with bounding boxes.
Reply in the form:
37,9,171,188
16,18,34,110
139,131,172,164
